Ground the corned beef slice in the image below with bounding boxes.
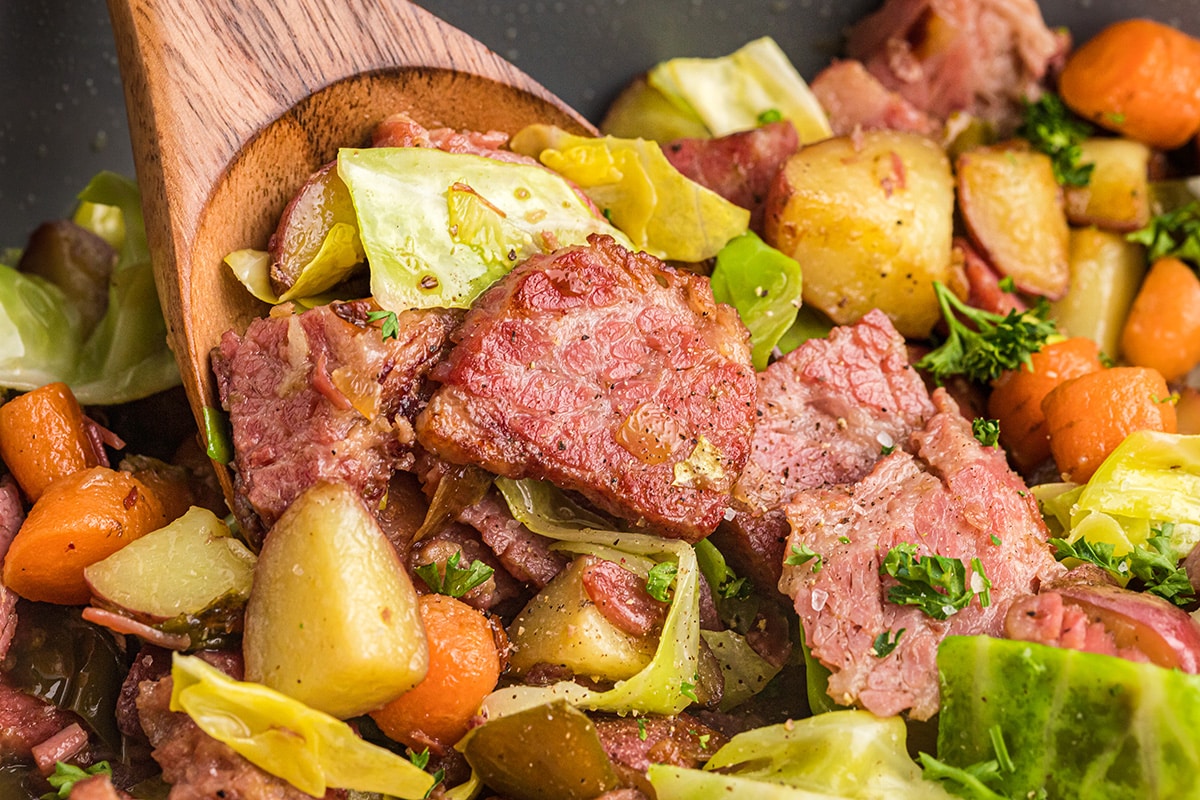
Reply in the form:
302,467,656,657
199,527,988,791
214,302,458,536
713,310,933,593
845,0,1067,133
662,121,798,234
416,234,757,542
781,389,1063,720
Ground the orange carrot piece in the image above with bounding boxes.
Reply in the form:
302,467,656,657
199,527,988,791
1041,366,1177,483
2,466,168,605
370,594,502,749
1120,257,1200,382
986,337,1104,472
1059,19,1200,150
0,382,100,502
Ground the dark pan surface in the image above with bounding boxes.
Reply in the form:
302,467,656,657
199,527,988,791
1,0,1197,245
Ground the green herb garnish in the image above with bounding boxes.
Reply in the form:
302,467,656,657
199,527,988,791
972,418,1001,447
757,108,783,125
646,561,680,602
366,309,401,340
785,543,823,573
916,282,1057,385
1128,201,1200,266
414,551,494,598
1050,532,1195,606
42,762,112,800
1017,92,1094,187
872,629,905,659
880,543,989,620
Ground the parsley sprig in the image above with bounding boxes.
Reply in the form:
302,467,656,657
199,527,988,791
1127,201,1200,266
1017,92,1094,187
41,762,112,800
408,748,445,799
366,309,401,340
972,418,1001,447
415,552,494,598
916,282,1057,385
646,561,680,602
880,543,991,620
1049,529,1195,606
872,629,905,659
786,543,823,573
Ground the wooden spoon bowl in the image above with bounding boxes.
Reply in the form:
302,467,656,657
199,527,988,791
106,0,594,498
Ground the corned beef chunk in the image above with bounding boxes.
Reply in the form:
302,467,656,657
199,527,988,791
593,713,725,777
713,310,934,594
416,234,757,542
845,0,1068,133
136,677,331,800
213,302,459,540
661,121,798,234
780,389,1063,720
810,60,938,137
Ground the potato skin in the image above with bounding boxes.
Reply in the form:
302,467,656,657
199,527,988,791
764,130,954,339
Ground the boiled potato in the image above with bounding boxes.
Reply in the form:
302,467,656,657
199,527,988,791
243,482,428,719
507,555,656,683
1050,228,1146,357
764,130,954,338
1064,138,1152,232
957,145,1070,299
85,506,254,621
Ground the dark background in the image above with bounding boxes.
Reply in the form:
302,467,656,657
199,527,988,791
1,0,1197,246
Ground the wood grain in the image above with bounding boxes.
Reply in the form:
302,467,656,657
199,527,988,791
106,0,594,500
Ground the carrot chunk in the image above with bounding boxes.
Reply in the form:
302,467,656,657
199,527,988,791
1041,366,1177,483
1120,257,1200,382
1059,19,1200,150
0,382,101,502
986,337,1104,472
370,594,502,749
2,466,168,605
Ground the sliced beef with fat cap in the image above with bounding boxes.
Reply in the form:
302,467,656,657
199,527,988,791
417,234,757,542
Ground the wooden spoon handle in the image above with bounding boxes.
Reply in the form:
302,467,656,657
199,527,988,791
106,0,593,501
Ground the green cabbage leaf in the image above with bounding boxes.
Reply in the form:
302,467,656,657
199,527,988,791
338,147,630,312
710,232,803,370
170,654,435,799
937,635,1200,800
649,710,955,799
0,172,179,404
482,478,700,717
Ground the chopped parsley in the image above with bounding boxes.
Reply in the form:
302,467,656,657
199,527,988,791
880,543,990,620
757,108,783,125
1050,530,1195,606
646,561,680,602
918,725,1027,800
407,748,444,799
1127,201,1200,266
990,534,1002,546
1016,92,1094,187
972,418,1001,447
872,628,905,658
41,762,112,800
680,680,699,703
881,443,897,455
366,309,401,340
916,282,1057,385
637,717,648,741
786,543,823,573
414,551,494,598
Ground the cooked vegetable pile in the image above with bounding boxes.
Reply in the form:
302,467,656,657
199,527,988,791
2,3,1200,800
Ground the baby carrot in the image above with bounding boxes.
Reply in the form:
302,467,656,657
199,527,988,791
370,593,502,749
1041,366,1177,483
1120,257,1200,382
987,337,1104,472
1059,19,1200,150
0,382,101,502
2,466,168,605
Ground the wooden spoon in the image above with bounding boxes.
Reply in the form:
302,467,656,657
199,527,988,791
106,0,595,499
